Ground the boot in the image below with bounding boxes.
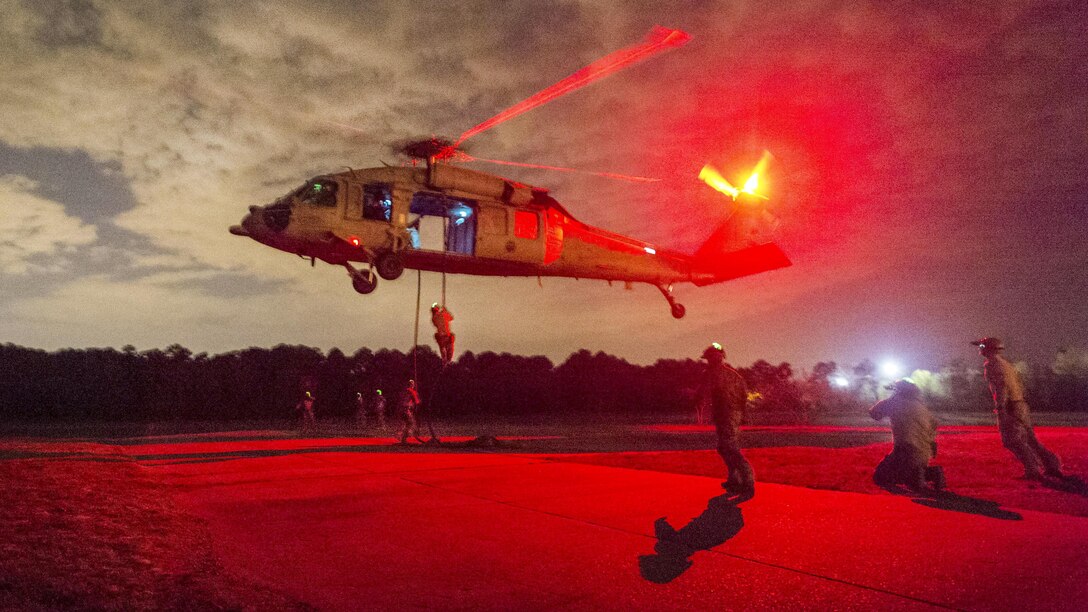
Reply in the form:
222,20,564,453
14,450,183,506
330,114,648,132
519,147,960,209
926,466,946,491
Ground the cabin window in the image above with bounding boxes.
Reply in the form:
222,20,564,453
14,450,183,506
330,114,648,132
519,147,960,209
363,184,392,221
299,179,338,207
514,210,539,240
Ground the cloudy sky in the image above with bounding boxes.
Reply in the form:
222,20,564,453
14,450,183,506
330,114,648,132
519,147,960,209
1,0,1085,370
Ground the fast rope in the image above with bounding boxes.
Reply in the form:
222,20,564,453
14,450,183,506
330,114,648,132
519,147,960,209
441,211,448,308
413,268,421,383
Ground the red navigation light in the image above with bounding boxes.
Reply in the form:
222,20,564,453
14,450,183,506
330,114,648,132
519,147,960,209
349,236,360,247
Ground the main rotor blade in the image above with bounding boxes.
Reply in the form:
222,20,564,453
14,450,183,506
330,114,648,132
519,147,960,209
454,25,691,147
465,155,661,183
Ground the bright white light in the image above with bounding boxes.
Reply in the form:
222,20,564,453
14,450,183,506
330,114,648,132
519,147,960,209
644,246,656,254
880,360,902,379
832,375,850,388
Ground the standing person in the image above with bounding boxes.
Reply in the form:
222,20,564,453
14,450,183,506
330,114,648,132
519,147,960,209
431,303,455,366
698,343,755,496
371,388,387,431
296,390,316,431
869,379,946,492
974,337,1064,480
398,379,422,444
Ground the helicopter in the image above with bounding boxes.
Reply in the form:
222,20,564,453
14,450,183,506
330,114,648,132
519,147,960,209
228,27,790,319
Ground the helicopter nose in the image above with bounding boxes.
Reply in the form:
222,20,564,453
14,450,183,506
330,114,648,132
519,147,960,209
230,210,261,237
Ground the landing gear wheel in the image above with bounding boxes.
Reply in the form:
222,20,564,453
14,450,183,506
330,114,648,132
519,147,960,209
352,269,377,294
375,251,405,280
657,283,686,319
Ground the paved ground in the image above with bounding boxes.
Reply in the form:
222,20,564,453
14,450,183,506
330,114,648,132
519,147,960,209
111,433,1088,611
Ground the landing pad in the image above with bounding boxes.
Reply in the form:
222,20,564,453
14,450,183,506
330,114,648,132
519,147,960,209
116,432,1088,610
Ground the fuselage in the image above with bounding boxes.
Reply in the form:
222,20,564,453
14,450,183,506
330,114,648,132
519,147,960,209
231,164,713,286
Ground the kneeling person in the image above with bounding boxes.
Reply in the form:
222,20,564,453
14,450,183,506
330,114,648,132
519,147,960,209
870,379,945,492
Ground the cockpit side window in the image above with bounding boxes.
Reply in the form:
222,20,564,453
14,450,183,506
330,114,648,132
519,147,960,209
299,179,339,207
363,183,393,221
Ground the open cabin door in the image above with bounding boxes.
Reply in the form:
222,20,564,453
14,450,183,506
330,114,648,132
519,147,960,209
408,192,477,255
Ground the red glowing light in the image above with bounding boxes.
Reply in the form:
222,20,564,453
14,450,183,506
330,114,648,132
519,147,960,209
700,150,773,201
454,25,691,147
349,236,360,247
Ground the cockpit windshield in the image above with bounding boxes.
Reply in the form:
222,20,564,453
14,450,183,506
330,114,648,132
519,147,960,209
295,179,339,207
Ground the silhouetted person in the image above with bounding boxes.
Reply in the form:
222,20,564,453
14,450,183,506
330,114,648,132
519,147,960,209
698,343,754,495
397,379,422,443
870,379,945,492
431,303,455,366
974,337,1064,480
296,390,316,431
371,388,387,430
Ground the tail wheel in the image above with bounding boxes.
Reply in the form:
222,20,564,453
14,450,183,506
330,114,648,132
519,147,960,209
657,283,686,319
376,251,405,280
352,269,378,294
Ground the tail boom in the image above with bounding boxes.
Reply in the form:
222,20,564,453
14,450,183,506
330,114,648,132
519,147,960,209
691,242,791,286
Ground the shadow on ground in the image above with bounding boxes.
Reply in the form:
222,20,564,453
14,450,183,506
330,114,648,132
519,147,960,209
911,492,1023,520
1037,475,1088,497
639,493,747,583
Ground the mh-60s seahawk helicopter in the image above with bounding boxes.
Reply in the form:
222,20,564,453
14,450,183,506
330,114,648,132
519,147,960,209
229,26,790,318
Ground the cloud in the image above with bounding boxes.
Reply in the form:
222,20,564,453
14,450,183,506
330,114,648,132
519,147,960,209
0,142,137,223
29,0,106,48
0,174,97,275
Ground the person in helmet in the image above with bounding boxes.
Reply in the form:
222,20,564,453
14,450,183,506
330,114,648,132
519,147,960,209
698,343,754,496
869,379,945,492
431,303,455,366
974,337,1064,480
371,388,387,430
296,390,316,431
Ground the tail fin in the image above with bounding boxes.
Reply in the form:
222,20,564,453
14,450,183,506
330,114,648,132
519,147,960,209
692,212,790,285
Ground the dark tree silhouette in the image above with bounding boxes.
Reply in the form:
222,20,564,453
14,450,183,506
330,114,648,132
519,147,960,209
0,342,1084,424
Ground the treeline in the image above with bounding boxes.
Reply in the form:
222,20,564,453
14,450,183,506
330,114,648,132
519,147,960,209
0,343,1086,423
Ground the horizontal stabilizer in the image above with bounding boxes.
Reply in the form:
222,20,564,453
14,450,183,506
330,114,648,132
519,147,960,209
693,242,791,285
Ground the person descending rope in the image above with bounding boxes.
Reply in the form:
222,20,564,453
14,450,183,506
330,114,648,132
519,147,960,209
431,303,455,366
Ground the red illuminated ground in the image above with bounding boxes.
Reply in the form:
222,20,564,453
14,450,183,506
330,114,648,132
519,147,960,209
2,424,1087,609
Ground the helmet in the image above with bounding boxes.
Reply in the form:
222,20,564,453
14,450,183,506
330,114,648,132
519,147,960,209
884,378,919,394
431,302,440,311
971,337,1004,351
701,342,725,360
